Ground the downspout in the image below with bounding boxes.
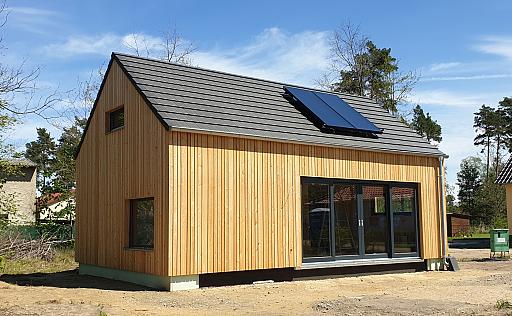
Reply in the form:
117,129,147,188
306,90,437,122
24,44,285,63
438,156,447,269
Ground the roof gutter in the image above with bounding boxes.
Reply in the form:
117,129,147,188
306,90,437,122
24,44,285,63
438,156,447,269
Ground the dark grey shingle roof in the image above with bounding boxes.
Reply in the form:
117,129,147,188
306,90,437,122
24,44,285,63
105,53,446,157
497,158,512,184
3,158,37,167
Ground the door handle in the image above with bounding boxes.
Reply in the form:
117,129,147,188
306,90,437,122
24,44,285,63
359,219,364,227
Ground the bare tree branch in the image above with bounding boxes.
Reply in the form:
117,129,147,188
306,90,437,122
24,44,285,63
160,28,196,65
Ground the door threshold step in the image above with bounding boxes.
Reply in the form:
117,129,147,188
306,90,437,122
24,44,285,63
297,257,423,270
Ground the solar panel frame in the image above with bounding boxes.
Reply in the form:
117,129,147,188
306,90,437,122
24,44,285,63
284,86,383,135
313,91,382,134
283,87,354,130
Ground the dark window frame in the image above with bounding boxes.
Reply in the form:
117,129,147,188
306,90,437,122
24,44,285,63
128,197,155,250
301,177,420,263
106,105,125,133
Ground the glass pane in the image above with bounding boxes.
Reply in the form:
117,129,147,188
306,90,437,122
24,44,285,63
109,108,125,131
302,183,331,258
130,198,154,248
362,186,389,255
333,185,358,256
392,187,417,253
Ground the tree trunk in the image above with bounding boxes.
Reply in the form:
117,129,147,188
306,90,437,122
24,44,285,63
486,135,490,179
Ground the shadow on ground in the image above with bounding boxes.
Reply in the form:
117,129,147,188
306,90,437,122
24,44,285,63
0,269,151,291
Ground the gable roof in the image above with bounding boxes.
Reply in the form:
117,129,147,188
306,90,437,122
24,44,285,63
2,158,37,168
76,52,446,158
497,157,512,184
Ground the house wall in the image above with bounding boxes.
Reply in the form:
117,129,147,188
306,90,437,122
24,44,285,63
507,185,512,230
75,60,170,276
169,131,444,276
3,166,36,223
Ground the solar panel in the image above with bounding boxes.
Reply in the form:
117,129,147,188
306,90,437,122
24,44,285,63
284,86,382,135
314,91,382,134
283,87,352,129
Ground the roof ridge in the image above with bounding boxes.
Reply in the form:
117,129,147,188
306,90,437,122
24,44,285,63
112,52,378,102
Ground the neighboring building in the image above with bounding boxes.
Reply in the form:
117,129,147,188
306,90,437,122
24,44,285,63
37,191,75,222
446,213,471,237
75,53,448,291
1,158,37,223
497,158,512,229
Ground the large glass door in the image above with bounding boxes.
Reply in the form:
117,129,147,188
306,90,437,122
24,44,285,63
301,183,331,259
391,187,418,255
362,185,389,256
333,185,359,257
301,178,419,262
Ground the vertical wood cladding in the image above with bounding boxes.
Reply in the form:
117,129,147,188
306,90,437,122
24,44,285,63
76,61,169,276
169,131,443,276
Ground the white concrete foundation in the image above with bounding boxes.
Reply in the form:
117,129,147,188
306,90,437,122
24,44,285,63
425,259,443,271
79,264,199,291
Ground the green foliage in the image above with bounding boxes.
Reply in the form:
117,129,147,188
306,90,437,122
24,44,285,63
24,128,57,194
474,98,512,178
409,105,442,144
23,117,85,221
0,255,5,272
333,41,402,113
495,299,512,310
457,156,507,226
457,157,483,220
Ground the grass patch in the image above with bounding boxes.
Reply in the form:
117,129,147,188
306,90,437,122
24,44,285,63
496,299,512,310
448,233,490,241
0,248,77,275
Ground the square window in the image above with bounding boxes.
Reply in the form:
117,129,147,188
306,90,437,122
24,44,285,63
107,107,124,132
129,198,154,249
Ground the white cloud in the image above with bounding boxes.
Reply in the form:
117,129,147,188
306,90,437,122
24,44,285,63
8,6,62,35
43,27,331,86
475,36,512,60
192,28,330,85
42,32,165,58
422,73,512,82
411,89,498,108
429,62,461,72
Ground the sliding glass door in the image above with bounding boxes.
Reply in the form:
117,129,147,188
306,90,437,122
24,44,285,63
301,178,419,262
301,183,331,259
333,185,359,257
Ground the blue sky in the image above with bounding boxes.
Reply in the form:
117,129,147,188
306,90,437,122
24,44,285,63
3,0,512,189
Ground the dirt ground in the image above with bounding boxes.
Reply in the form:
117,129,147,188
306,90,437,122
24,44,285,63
1,248,512,315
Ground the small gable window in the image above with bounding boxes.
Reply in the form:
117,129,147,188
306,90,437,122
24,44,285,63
107,107,125,132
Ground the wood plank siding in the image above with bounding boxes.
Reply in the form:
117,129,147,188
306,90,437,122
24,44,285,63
169,131,444,276
76,59,444,278
76,61,170,276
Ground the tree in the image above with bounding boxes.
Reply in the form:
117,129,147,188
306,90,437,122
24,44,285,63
24,128,57,194
475,172,506,226
474,105,496,178
53,117,86,193
474,103,509,178
457,157,483,220
497,97,512,154
327,23,418,114
409,105,442,144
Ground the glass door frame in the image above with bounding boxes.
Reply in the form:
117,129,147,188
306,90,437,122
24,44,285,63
301,177,420,263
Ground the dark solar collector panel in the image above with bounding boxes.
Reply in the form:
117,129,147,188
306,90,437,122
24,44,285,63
284,86,383,135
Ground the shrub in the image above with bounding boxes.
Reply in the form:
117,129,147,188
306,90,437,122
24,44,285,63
495,299,512,310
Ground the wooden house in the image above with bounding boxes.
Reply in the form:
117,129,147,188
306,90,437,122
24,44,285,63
75,53,448,291
497,158,512,230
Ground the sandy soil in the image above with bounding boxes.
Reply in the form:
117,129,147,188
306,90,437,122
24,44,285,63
1,248,511,315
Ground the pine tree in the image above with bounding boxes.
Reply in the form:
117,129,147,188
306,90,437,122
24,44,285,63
457,157,483,220
409,105,442,144
24,128,57,194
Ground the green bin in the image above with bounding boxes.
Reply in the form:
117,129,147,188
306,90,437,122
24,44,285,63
490,229,509,254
